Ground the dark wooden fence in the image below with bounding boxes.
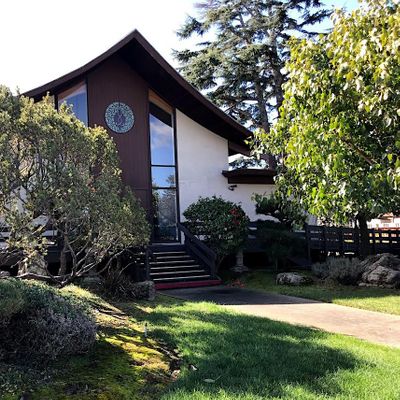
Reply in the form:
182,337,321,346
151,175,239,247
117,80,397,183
305,225,400,257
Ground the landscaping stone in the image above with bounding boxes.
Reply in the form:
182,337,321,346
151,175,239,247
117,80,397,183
0,271,10,279
359,253,400,288
276,272,312,286
132,281,156,301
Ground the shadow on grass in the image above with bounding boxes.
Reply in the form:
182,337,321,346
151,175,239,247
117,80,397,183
122,298,369,399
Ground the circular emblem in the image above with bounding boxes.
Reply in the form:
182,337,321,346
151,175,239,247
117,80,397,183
104,102,134,133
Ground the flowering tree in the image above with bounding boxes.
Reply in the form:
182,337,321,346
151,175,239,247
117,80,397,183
183,196,249,267
0,86,150,285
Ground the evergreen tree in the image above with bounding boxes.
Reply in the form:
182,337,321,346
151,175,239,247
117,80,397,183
175,0,331,132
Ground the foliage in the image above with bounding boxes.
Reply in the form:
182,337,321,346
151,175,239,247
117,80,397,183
254,192,306,229
175,0,330,132
0,286,171,399
255,220,306,270
183,196,249,264
0,279,96,362
312,257,363,285
253,0,400,231
101,268,155,300
0,279,24,327
0,85,150,285
229,155,268,170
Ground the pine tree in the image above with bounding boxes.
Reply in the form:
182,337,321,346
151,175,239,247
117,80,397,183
175,0,331,132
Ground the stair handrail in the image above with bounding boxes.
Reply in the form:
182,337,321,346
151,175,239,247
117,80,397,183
177,222,217,279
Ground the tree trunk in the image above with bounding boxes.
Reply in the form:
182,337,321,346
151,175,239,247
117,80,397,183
357,214,370,259
254,80,270,133
59,239,68,275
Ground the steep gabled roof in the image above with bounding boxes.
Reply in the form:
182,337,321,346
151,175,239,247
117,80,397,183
24,29,251,148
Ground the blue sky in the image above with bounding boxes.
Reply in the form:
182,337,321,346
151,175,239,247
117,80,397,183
0,0,360,93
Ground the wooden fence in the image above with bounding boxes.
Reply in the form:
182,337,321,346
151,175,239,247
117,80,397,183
305,225,400,257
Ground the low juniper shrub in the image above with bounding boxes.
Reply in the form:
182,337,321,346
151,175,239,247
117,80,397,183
0,279,96,362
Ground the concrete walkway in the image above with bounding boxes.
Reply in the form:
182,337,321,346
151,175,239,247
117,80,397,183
163,285,400,348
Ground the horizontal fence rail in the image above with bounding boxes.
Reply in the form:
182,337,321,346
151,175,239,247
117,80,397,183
305,225,400,257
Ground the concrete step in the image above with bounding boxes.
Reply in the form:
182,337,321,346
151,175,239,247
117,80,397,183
150,264,201,271
152,274,211,282
150,259,197,266
153,251,186,257
150,269,207,277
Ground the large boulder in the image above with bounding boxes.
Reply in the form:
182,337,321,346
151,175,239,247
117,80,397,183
276,272,312,286
359,253,400,288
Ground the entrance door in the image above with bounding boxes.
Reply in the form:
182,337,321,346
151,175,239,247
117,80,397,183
149,102,178,242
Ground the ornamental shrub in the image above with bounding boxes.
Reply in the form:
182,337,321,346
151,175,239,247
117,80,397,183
0,279,96,362
312,257,362,285
183,196,249,266
255,220,307,271
0,279,24,327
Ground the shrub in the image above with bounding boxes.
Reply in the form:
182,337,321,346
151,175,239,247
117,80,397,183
312,257,362,285
253,192,306,229
0,279,96,362
101,270,155,301
0,279,24,327
255,220,307,270
183,196,250,266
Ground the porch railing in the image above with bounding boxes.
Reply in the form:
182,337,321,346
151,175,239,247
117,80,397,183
177,222,217,279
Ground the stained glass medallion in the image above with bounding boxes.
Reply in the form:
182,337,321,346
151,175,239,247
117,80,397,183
104,102,134,133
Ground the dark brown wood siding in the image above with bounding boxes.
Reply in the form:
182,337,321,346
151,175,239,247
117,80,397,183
87,55,151,213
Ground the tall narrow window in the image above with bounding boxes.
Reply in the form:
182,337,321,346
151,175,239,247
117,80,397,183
58,82,88,125
150,101,178,242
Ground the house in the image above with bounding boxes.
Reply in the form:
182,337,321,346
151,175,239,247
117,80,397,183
24,30,275,287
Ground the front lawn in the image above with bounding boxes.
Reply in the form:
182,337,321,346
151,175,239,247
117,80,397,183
3,287,400,399
230,270,400,315
129,296,400,400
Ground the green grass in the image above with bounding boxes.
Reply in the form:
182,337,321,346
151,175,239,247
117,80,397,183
3,287,400,399
229,270,400,315
1,286,172,400
126,296,400,400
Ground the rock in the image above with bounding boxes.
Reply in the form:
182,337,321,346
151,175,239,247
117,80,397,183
0,270,10,279
276,272,312,286
230,265,250,274
360,253,400,288
132,280,156,301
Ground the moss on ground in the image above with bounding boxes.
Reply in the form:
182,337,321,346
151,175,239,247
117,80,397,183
0,286,173,400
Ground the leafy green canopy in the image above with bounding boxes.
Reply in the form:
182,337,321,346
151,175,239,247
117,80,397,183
175,0,330,132
253,0,400,224
0,86,150,285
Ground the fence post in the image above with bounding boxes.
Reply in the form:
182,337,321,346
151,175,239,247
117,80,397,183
305,223,311,261
339,227,344,256
323,226,328,257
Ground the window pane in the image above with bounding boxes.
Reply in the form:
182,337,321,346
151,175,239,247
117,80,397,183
152,189,177,241
150,103,174,166
58,82,88,126
152,167,175,188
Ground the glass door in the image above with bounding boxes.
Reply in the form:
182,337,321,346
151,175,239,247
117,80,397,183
149,102,178,241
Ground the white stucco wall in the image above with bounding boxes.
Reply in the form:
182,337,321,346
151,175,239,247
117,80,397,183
175,110,275,221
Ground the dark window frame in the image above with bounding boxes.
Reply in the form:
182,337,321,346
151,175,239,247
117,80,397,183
149,98,180,243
